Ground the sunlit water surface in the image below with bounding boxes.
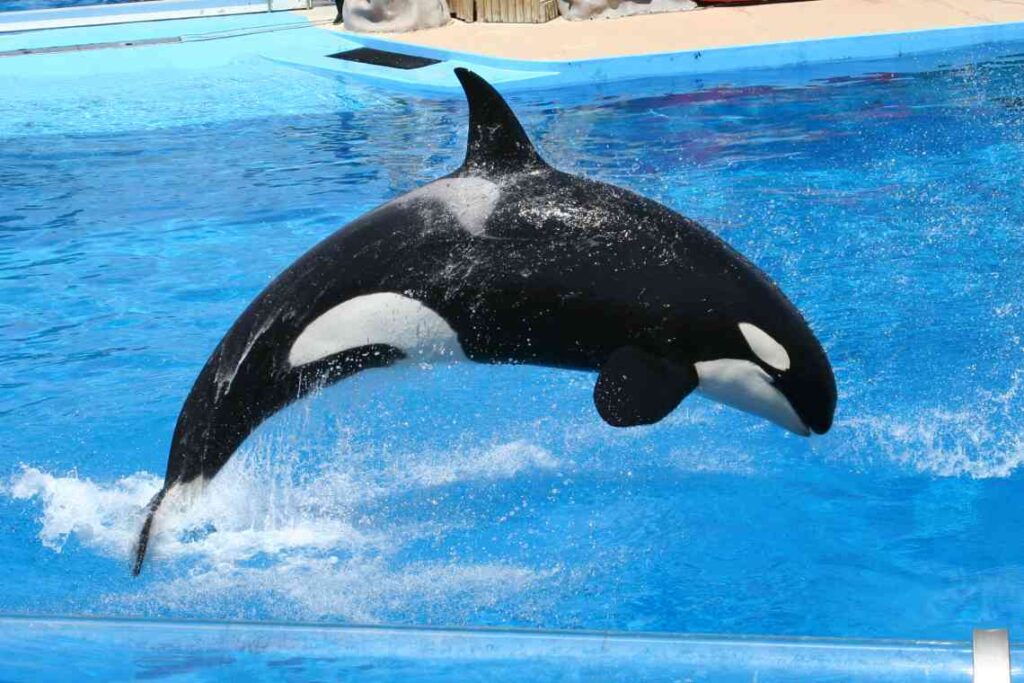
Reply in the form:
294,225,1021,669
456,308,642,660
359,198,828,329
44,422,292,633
3,43,1024,641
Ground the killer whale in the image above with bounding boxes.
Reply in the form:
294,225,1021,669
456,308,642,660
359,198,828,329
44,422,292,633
132,68,836,575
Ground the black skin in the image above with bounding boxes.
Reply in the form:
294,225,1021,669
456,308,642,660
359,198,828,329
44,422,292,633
333,0,344,24
132,68,836,575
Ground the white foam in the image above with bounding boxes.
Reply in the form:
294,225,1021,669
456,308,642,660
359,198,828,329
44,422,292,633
7,436,560,623
397,441,557,488
9,467,159,555
841,411,1024,479
837,372,1024,479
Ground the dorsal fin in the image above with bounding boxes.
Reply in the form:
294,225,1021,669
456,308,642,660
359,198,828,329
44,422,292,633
454,68,545,174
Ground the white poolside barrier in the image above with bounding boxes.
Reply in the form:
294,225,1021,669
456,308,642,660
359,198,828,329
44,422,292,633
974,629,1012,683
0,0,312,34
1,616,1018,681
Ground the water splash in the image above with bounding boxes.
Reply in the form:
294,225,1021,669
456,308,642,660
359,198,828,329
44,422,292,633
116,557,558,624
8,437,561,623
836,371,1024,479
9,467,157,556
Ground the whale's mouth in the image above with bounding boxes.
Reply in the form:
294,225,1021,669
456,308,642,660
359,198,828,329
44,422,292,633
694,359,810,436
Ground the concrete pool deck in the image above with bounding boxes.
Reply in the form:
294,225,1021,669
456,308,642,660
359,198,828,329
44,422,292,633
308,0,1024,61
4,0,1024,94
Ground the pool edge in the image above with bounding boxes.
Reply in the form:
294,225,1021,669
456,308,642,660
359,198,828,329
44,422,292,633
320,19,1024,90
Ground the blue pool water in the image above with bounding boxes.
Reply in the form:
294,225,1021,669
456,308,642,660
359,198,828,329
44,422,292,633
3,22,1024,652
2,0,142,11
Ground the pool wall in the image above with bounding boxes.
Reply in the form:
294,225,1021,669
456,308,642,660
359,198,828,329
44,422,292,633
0,616,1011,682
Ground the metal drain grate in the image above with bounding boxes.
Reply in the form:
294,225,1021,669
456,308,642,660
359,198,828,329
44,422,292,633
326,47,441,70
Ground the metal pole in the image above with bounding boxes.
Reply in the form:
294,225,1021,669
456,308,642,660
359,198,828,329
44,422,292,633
973,629,1011,683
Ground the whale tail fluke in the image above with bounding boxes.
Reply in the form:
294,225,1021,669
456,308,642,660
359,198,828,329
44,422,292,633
132,486,167,576
454,68,545,173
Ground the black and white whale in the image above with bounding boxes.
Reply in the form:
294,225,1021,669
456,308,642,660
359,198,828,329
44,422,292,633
132,68,836,575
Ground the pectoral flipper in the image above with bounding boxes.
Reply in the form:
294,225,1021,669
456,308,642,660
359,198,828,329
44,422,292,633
594,346,698,428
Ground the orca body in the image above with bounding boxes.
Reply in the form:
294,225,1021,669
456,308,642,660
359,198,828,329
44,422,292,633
132,69,836,574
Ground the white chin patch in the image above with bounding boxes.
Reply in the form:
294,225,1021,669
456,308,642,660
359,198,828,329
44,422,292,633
288,292,465,368
695,358,809,436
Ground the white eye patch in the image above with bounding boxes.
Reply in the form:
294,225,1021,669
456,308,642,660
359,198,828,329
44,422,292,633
738,322,790,372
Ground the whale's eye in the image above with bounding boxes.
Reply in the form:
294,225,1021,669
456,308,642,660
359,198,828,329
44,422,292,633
738,322,790,372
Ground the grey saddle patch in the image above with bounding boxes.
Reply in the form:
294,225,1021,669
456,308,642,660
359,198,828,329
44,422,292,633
398,177,500,235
